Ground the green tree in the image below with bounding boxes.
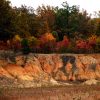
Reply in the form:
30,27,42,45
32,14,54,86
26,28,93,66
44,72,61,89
0,0,13,41
55,2,79,39
36,5,56,34
12,6,32,37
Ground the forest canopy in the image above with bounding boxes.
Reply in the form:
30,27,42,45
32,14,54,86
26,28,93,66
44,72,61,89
0,0,100,53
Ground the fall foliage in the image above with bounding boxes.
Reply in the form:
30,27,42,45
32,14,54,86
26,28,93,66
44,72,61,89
0,0,100,53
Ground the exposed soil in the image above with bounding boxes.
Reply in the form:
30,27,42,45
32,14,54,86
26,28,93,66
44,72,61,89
0,85,100,100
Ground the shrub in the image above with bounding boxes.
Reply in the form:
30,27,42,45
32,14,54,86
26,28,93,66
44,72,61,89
28,36,39,47
38,33,56,53
56,36,70,53
40,33,56,44
96,36,100,45
28,36,41,53
95,36,100,52
21,38,30,54
75,39,92,53
40,40,56,53
88,35,96,46
52,31,59,41
9,35,22,51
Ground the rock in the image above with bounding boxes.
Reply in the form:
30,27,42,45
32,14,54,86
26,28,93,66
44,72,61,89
52,55,63,73
0,66,13,78
50,78,59,85
37,55,54,74
82,79,99,85
0,50,15,62
0,53,100,87
18,75,33,81
26,55,50,83
55,70,67,81
43,63,53,74
24,54,49,81
25,63,41,77
4,64,33,81
76,55,100,81
79,56,98,71
58,82,72,86
0,76,14,86
79,56,98,65
0,60,8,67
65,62,72,74
15,55,25,66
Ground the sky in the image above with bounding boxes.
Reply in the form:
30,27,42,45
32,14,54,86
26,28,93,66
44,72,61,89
9,0,100,16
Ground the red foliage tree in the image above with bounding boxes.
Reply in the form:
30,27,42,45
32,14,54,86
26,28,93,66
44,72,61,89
56,36,70,52
75,39,92,53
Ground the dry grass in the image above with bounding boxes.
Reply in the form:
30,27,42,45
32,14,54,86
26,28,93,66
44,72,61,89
0,85,100,100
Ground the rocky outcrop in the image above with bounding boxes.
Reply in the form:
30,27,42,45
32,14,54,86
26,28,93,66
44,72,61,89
0,51,100,87
82,79,99,85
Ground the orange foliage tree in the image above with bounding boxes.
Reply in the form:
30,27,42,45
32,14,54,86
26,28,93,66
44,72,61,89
39,33,56,53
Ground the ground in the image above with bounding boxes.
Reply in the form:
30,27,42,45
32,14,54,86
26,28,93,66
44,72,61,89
0,85,100,100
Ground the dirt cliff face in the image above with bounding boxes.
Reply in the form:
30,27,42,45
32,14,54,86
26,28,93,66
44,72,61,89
0,51,100,87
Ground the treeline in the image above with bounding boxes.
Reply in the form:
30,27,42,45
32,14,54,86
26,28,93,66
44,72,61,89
0,0,100,53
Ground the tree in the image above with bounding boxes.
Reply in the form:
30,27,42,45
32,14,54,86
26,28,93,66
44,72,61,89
0,0,13,41
55,2,80,39
76,10,91,35
55,2,70,32
36,5,56,34
91,17,100,36
12,5,35,38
